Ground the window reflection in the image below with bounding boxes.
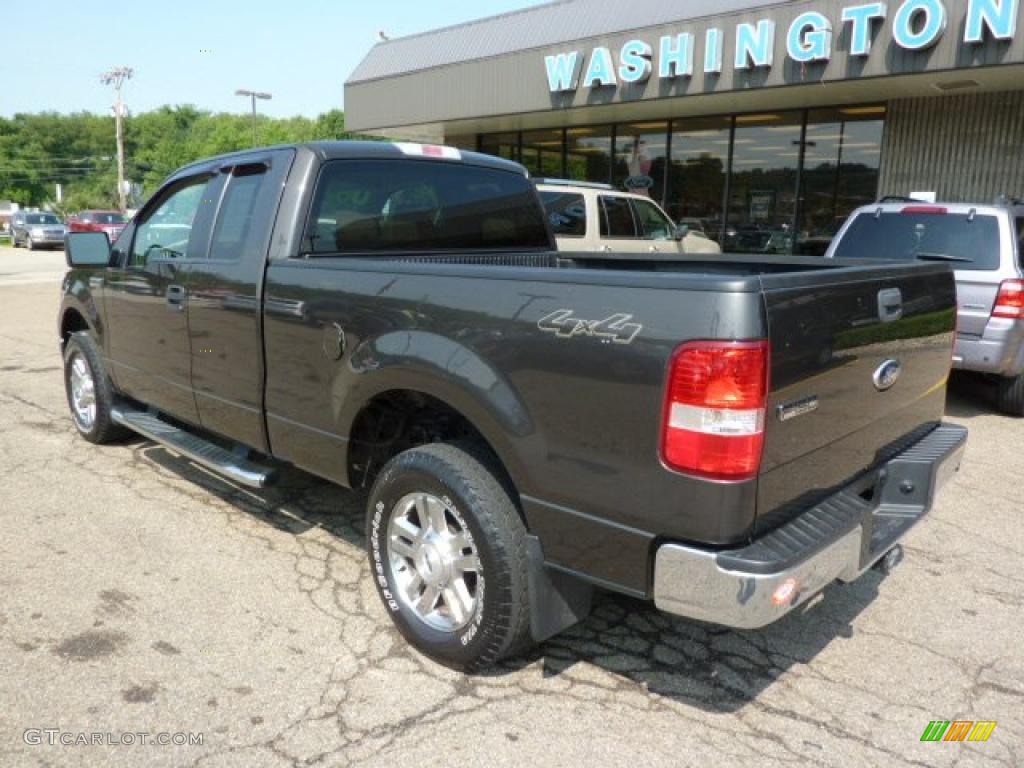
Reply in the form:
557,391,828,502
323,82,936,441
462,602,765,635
566,125,613,184
797,107,885,255
479,132,519,163
521,129,564,178
613,122,668,201
665,116,731,243
470,104,885,257
727,113,803,255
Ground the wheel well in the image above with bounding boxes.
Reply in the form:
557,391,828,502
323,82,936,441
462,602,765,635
60,309,89,346
347,389,519,500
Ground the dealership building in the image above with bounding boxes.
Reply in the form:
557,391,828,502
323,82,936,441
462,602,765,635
345,0,1024,253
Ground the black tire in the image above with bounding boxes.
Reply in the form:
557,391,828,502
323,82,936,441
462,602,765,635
63,331,129,444
996,374,1024,416
366,443,532,671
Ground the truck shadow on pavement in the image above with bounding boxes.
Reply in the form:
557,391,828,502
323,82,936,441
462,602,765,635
944,373,999,419
138,443,890,714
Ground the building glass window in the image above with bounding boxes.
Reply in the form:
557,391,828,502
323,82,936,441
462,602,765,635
474,103,885,256
566,125,613,184
479,132,519,163
796,106,885,255
613,121,669,201
665,116,732,243
446,135,478,151
727,112,803,254
521,129,564,178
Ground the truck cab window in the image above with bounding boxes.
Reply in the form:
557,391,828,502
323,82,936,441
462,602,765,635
131,176,210,266
210,167,267,261
599,195,638,238
304,160,549,254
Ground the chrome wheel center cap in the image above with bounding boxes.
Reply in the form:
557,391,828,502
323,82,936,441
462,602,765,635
417,536,451,587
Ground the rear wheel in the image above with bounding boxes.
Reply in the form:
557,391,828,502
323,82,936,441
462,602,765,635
366,443,532,671
996,374,1024,416
63,332,129,443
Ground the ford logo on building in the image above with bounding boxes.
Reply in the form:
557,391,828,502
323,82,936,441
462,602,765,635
873,359,902,391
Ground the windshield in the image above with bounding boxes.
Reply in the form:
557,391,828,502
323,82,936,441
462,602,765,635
26,214,62,225
833,212,1000,270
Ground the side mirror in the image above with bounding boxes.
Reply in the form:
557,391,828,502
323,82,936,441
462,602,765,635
674,224,690,241
65,231,111,268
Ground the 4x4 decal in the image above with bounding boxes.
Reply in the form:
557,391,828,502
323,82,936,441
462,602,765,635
537,309,642,345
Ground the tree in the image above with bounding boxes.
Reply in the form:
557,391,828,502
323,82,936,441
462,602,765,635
0,106,357,209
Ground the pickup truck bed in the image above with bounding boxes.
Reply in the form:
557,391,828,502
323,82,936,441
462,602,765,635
59,141,965,670
262,250,958,594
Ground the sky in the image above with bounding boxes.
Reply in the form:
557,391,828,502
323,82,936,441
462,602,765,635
2,0,547,119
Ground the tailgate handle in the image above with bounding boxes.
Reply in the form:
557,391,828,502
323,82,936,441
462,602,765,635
877,288,903,323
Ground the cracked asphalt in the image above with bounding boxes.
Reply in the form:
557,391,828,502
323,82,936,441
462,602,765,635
0,246,1021,768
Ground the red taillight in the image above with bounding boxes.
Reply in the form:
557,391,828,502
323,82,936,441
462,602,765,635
901,205,948,215
993,279,1024,319
661,341,770,481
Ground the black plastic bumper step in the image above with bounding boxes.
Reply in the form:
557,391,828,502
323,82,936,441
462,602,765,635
111,406,276,489
715,425,967,575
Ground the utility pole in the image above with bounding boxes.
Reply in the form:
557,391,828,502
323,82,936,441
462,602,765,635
235,89,272,146
101,67,133,212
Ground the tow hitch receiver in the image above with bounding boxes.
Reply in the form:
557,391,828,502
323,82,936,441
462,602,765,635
873,545,905,575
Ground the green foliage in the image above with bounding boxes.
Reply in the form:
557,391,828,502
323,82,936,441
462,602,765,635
0,107,356,210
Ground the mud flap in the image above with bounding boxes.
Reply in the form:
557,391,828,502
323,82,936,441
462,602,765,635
525,535,593,643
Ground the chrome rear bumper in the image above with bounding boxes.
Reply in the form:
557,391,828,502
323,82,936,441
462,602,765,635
653,424,967,629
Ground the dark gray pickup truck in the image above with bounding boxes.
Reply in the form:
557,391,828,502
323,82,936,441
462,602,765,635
60,141,966,670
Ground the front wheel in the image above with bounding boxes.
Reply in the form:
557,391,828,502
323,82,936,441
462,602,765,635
63,332,129,443
366,443,532,671
996,374,1024,416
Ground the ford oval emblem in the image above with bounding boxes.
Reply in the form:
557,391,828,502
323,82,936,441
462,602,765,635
873,359,902,392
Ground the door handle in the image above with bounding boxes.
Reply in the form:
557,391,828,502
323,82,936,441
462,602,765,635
166,284,187,311
648,245,660,253
877,288,903,323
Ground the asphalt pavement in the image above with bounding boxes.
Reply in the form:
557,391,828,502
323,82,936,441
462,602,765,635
0,244,1020,768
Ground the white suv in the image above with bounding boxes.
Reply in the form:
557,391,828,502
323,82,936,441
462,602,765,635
535,180,721,257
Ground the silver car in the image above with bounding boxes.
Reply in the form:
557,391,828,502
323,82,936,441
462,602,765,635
826,198,1024,415
11,211,67,250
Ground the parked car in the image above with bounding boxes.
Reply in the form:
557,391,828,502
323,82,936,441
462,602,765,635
826,199,1024,415
536,180,722,255
66,210,129,242
60,141,965,670
11,211,66,250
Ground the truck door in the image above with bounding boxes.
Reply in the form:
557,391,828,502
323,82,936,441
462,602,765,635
185,150,294,452
103,170,222,424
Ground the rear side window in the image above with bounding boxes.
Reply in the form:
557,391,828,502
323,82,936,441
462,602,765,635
599,195,637,238
305,160,549,254
539,191,586,237
832,211,1001,270
210,165,268,261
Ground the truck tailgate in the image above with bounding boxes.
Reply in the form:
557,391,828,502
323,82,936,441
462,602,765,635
756,262,957,532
